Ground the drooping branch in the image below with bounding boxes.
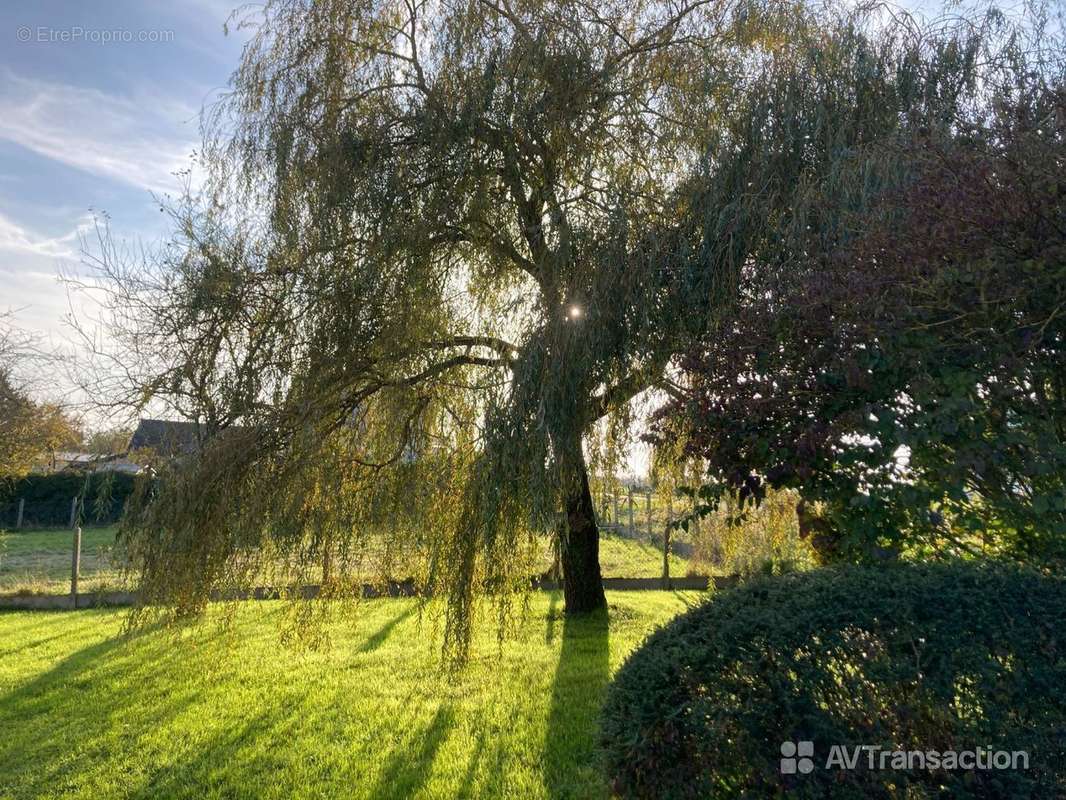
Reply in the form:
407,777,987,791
426,336,518,359
331,353,508,415
584,355,670,426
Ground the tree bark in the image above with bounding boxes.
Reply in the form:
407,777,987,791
559,438,607,614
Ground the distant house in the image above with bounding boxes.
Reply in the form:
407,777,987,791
30,419,205,475
127,419,203,458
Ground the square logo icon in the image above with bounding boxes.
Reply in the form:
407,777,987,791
781,741,815,774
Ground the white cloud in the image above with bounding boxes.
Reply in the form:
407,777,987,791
0,209,88,259
0,210,95,336
0,71,199,195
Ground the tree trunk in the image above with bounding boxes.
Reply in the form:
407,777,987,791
559,439,607,614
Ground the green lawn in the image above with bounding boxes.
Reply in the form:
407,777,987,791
594,534,691,578
0,527,693,596
0,591,699,799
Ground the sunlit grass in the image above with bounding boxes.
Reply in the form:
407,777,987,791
593,535,691,578
0,591,699,799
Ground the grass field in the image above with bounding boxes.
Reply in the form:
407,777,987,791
590,534,691,578
0,591,698,799
0,527,127,595
0,527,693,596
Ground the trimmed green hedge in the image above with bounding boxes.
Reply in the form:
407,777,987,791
0,472,136,528
601,562,1066,799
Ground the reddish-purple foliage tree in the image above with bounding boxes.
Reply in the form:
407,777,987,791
657,80,1066,564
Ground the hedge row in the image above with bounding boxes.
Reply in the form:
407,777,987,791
0,472,137,528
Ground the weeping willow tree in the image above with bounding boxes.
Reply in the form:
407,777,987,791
80,0,1017,653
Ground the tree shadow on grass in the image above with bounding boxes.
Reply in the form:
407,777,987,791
366,702,455,800
359,602,418,653
0,622,206,798
1,600,612,799
128,698,455,800
542,596,611,800
0,628,74,658
0,608,461,800
124,702,310,800
0,616,346,798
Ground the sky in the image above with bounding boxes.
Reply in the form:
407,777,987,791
0,0,249,373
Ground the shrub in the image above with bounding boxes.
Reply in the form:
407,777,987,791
688,488,815,577
600,562,1066,799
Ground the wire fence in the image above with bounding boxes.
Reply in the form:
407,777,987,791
1,489,715,600
595,488,692,540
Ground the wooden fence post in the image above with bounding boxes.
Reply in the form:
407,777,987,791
613,492,619,526
68,496,78,529
645,492,652,536
71,525,82,608
16,498,24,529
662,526,671,584
663,493,674,585
627,487,634,535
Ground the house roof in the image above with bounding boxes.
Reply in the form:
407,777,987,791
127,419,203,457
50,451,143,474
54,451,104,465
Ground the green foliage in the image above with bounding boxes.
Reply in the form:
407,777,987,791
0,379,81,480
0,473,135,529
601,562,1066,799
0,313,82,479
686,487,814,576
